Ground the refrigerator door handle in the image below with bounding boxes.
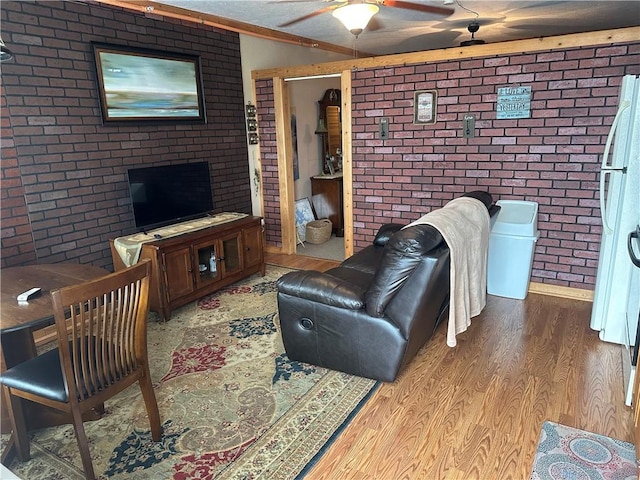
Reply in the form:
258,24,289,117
599,99,631,234
629,227,640,268
600,170,613,234
601,100,631,170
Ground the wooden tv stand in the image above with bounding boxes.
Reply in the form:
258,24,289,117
110,215,265,321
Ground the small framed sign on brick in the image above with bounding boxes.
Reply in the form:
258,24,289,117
414,90,437,125
496,85,532,119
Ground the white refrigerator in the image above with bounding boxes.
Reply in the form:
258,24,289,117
589,74,640,405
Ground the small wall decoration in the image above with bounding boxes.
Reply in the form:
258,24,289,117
414,90,437,125
91,43,206,124
496,85,532,119
246,102,259,145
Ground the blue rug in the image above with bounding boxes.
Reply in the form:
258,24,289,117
530,421,636,480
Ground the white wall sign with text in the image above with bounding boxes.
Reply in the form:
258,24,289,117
496,86,532,119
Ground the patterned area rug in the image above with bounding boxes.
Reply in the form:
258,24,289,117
530,421,636,480
3,266,378,479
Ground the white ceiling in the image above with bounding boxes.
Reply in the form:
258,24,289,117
155,0,640,56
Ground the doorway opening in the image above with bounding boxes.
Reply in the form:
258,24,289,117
280,72,353,262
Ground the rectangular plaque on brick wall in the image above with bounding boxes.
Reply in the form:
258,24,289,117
496,86,531,119
413,90,437,125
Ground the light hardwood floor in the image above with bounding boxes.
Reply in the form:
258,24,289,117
266,251,635,479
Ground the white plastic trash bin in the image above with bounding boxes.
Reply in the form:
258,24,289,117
487,200,539,300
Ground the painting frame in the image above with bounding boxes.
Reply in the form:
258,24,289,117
413,90,437,125
295,197,316,243
91,42,206,124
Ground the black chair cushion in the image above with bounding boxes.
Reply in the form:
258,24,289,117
462,190,493,209
276,270,367,310
365,225,444,317
340,245,385,275
0,347,68,402
373,223,404,246
0,338,123,403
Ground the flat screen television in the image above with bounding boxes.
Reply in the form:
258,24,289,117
127,162,214,231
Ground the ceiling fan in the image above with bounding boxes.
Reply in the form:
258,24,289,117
460,20,485,46
279,0,455,38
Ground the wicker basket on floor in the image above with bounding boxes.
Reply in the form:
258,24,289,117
305,219,332,244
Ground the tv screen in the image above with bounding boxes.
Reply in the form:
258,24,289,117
127,162,214,231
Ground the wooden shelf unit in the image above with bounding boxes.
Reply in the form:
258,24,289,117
311,176,344,237
110,216,265,321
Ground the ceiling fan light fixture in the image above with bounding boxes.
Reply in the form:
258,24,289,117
332,3,379,37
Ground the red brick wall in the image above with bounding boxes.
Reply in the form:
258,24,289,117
258,41,640,290
1,81,37,268
349,43,639,289
255,79,282,246
0,1,251,270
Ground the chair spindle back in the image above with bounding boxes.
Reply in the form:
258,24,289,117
51,260,151,404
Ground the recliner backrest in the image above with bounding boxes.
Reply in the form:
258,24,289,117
365,225,444,317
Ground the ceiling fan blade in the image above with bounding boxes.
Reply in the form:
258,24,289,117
397,29,462,51
434,16,504,30
382,0,454,16
278,5,338,27
367,16,384,31
269,0,331,3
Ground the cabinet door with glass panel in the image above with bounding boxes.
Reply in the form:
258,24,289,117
193,231,244,289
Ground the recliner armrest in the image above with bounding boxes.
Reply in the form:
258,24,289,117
277,271,365,310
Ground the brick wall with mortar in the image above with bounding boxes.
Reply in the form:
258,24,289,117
255,78,281,247
258,41,640,290
350,43,639,289
1,81,37,268
0,1,251,270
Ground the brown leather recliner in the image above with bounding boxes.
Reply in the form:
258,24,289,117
276,191,499,382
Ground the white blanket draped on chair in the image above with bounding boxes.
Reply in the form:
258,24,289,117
404,197,490,347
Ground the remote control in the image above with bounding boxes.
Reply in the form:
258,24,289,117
17,287,42,303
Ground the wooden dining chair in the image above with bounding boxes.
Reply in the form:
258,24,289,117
0,259,161,480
